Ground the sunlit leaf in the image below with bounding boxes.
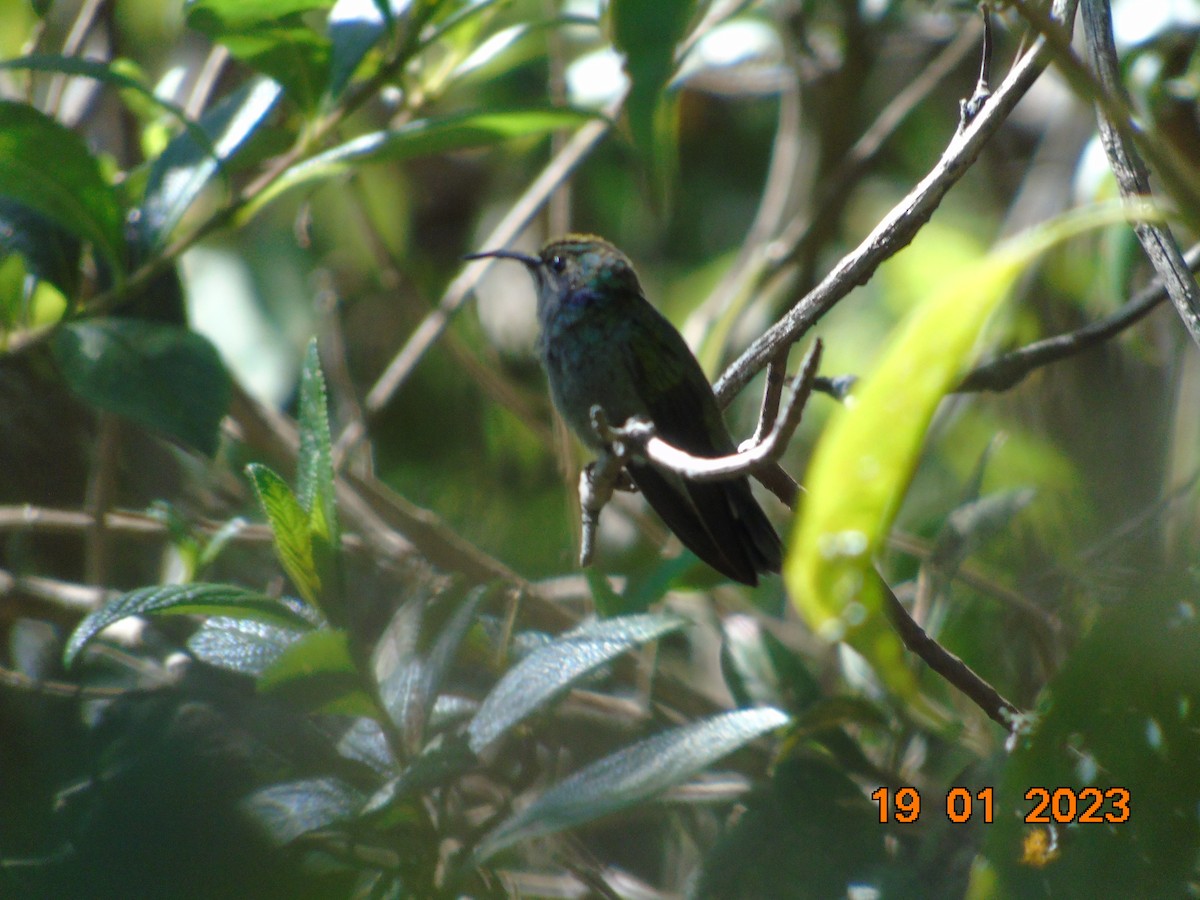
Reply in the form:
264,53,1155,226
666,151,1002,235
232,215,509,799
295,338,337,542
475,707,788,861
257,628,379,717
63,583,315,667
786,204,1146,699
139,77,282,251
52,318,231,455
467,612,686,755
246,462,322,607
0,101,126,275
187,0,336,27
187,1,333,111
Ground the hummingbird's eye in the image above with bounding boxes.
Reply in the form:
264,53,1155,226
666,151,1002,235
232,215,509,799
549,254,566,274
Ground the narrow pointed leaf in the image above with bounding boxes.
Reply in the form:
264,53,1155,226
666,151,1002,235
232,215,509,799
295,337,337,544
63,583,315,667
0,102,125,275
243,107,596,220
475,707,788,862
246,462,322,607
0,55,204,151
786,205,1143,699
52,319,231,454
378,588,484,752
468,613,687,755
140,77,282,251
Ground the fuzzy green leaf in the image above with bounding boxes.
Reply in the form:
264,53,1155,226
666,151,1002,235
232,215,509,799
63,583,314,667
475,707,788,862
246,462,322,607
468,613,687,755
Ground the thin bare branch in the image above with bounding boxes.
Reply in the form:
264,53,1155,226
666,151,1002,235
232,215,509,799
1078,0,1200,347
713,0,1079,405
0,566,112,612
575,342,820,566
880,574,1021,728
599,339,822,483
960,243,1200,392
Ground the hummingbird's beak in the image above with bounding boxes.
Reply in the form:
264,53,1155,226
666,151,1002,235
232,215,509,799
464,248,540,268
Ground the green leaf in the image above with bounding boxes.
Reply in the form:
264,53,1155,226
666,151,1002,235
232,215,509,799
467,613,687,755
327,0,411,100
930,488,1036,573
0,55,198,136
187,615,308,675
0,197,81,298
246,462,322,608
139,77,282,251
785,204,1143,700
52,318,232,455
242,777,364,846
295,338,338,541
985,590,1200,896
257,628,379,717
475,707,788,862
187,2,333,111
609,0,695,208
62,583,315,667
187,0,335,28
376,587,484,753
585,568,624,618
295,339,343,617
361,739,477,822
696,757,885,899
0,101,126,275
242,107,597,220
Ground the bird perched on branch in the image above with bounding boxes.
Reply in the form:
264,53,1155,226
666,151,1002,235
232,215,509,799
469,235,782,585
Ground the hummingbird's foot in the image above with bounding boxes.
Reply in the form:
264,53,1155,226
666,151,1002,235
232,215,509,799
578,450,629,567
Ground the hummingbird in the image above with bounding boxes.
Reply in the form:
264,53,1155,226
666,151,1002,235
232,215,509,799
468,234,782,585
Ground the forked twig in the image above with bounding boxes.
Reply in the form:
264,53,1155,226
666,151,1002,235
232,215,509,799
575,340,821,566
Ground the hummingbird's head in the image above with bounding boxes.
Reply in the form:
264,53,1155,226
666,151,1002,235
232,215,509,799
466,234,642,305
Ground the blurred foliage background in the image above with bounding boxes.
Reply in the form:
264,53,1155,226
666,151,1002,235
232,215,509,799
1,0,1199,897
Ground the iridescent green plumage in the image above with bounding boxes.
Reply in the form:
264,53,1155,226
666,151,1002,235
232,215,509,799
470,235,782,585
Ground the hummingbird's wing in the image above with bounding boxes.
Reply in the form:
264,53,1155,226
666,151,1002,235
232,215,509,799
619,301,782,585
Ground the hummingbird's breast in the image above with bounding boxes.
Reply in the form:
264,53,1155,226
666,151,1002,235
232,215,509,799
537,292,645,448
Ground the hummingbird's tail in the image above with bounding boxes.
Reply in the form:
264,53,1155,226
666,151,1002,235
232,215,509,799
629,463,781,586
732,483,783,578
